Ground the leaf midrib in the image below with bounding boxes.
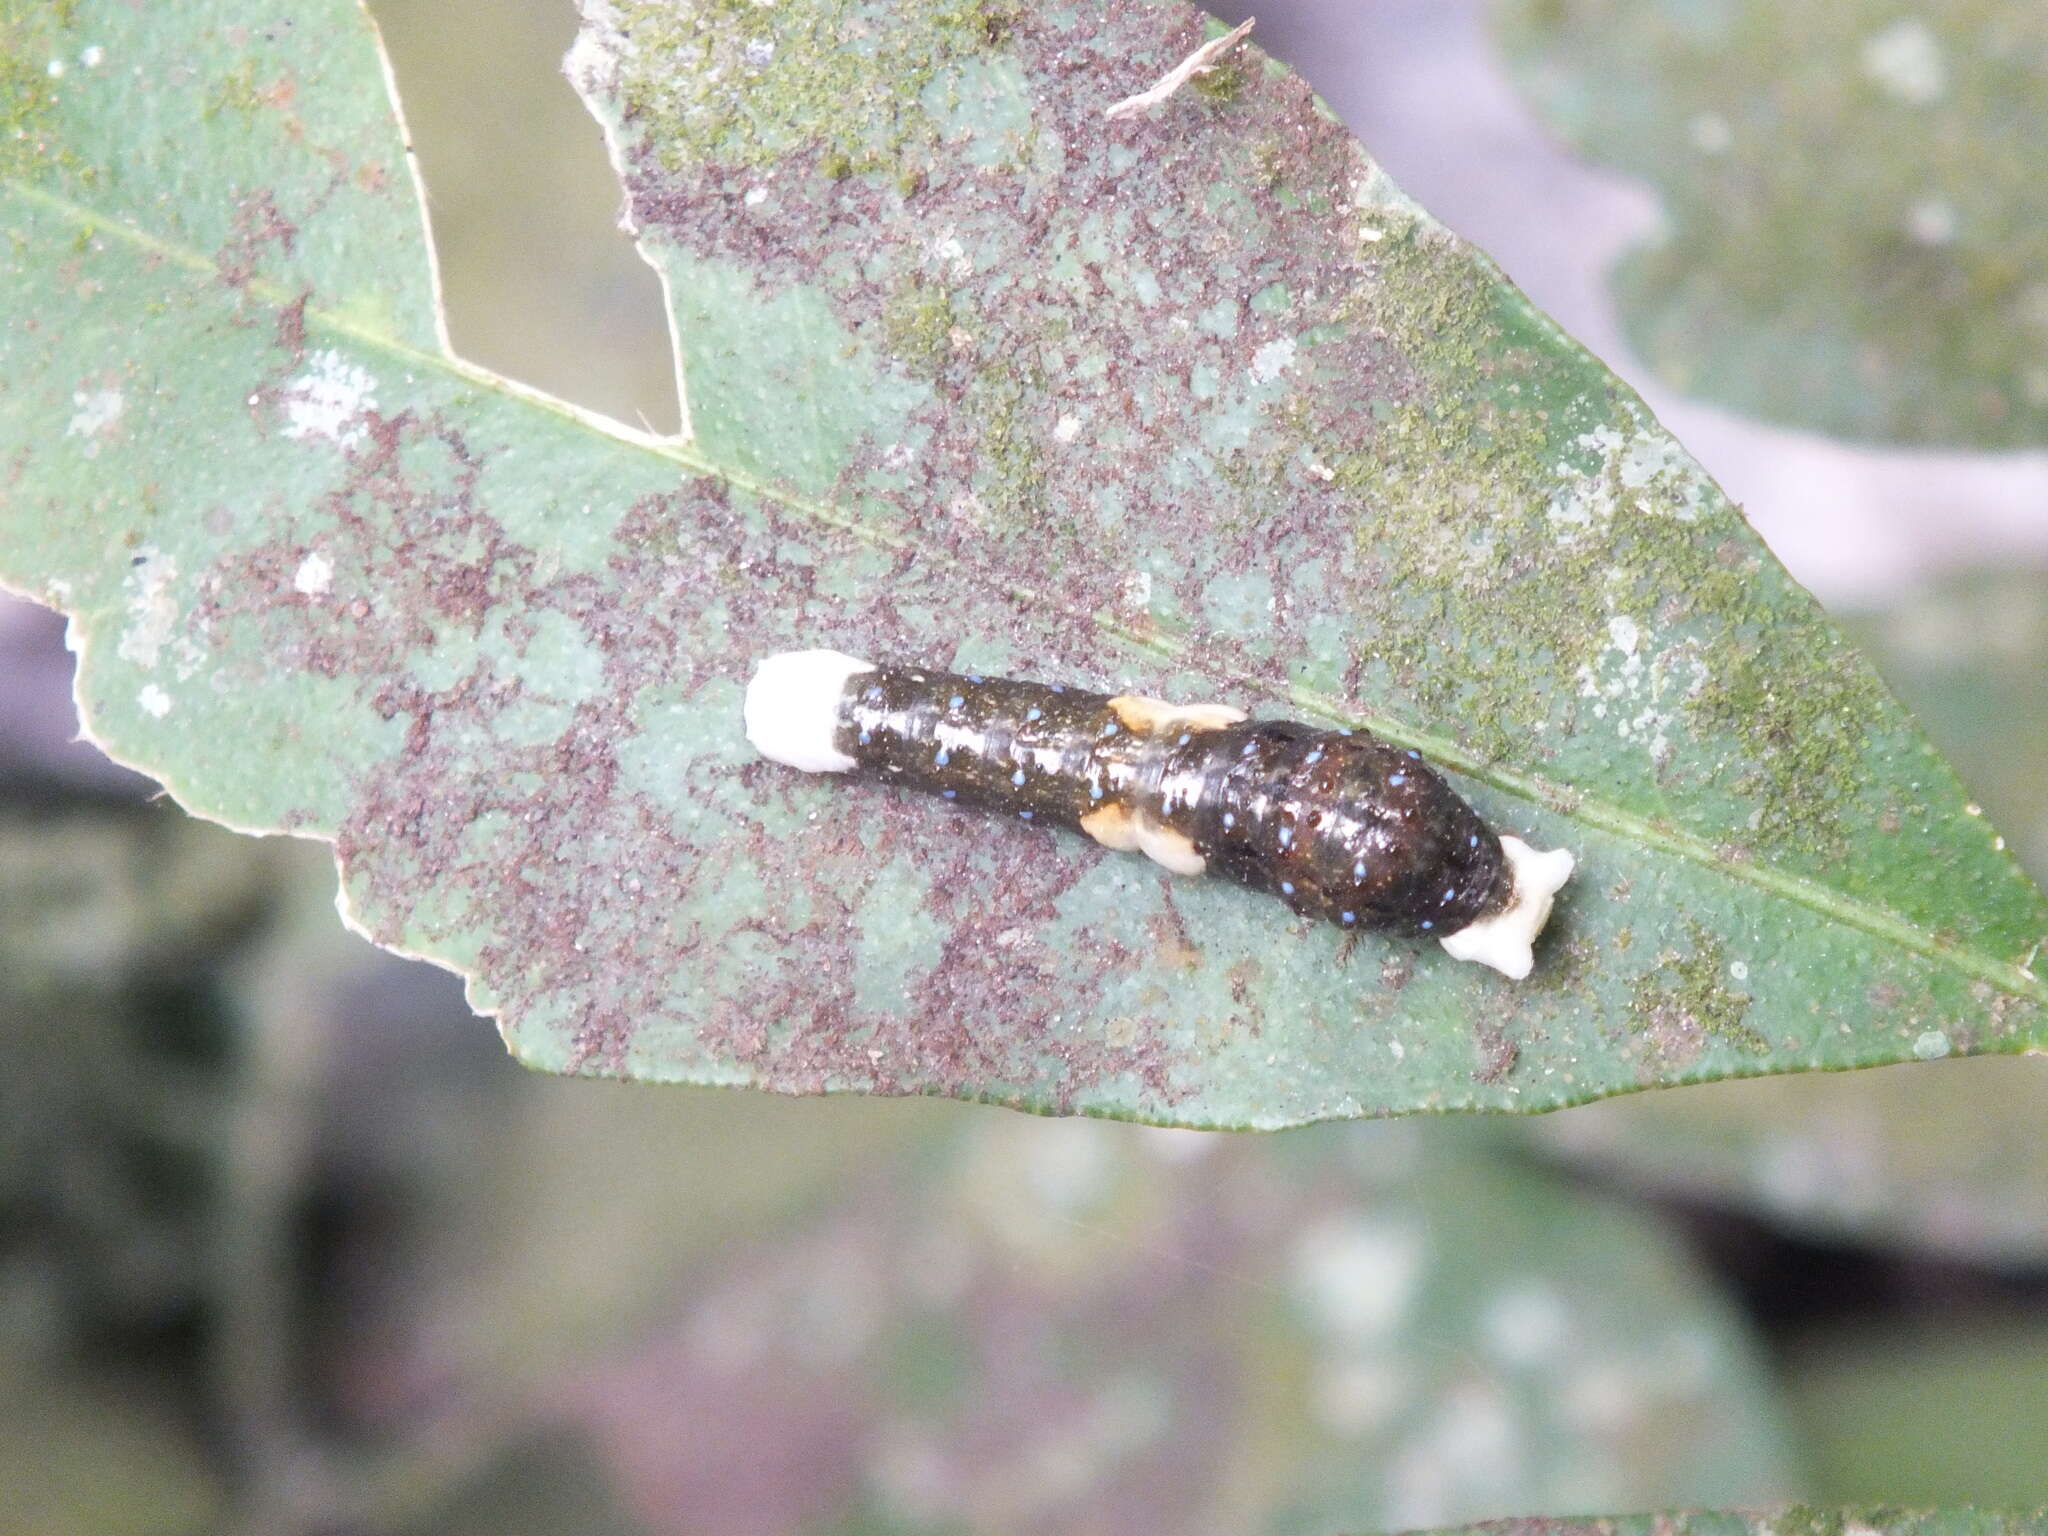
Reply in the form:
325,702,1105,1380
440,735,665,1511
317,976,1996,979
7,175,2045,1011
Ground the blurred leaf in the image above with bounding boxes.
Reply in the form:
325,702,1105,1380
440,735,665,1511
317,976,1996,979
1493,0,2048,447
1849,569,2048,880
565,1115,1796,1533
1,0,2043,1124
1529,565,2048,1258
393,1429,653,1536
207,853,945,1526
399,1084,948,1417
1785,1322,2048,1507
1418,1511,2048,1536
0,1360,221,1536
1535,1056,2048,1261
0,788,272,1340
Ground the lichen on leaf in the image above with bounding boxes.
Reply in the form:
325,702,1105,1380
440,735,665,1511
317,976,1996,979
0,0,2042,1126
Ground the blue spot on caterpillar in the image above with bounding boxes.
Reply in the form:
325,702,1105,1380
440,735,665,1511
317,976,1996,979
743,651,1574,978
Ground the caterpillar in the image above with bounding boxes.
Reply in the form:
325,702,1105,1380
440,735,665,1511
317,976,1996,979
743,651,1574,979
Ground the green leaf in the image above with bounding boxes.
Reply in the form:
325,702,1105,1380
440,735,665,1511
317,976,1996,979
1,0,2042,1123
1530,566,2048,1259
1492,0,2048,448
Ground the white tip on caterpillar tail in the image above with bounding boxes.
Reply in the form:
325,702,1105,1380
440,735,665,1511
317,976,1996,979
1437,836,1575,980
744,649,875,774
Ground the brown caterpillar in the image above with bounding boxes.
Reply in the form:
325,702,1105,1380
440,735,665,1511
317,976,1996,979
744,651,1573,978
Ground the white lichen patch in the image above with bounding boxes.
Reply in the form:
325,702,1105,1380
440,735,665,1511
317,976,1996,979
1754,1128,1884,1219
116,546,181,671
293,550,334,598
791,1238,883,1364
1312,1357,1411,1437
2019,281,2048,339
1248,335,1297,384
875,1374,1163,1519
683,1286,775,1374
1607,613,1640,659
1349,162,1429,230
901,1227,971,1307
1384,1381,1524,1530
137,684,172,719
1550,421,1706,533
1557,1358,1647,1436
280,349,378,449
1053,412,1082,444
1019,1118,1116,1217
562,4,626,95
1291,1214,1424,1342
1907,196,1958,246
1133,1125,1217,1165
80,45,105,68
66,387,124,444
1912,1028,1953,1060
1862,19,1947,106
925,229,972,282
1687,110,1731,154
1479,1279,1571,1368
869,1436,951,1526
1661,1325,1724,1393
1576,610,1710,767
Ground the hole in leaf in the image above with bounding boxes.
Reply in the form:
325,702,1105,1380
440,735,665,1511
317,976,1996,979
366,0,682,434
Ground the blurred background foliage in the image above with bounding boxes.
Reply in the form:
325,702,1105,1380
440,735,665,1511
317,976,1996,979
1494,0,2048,448
2,0,2045,1530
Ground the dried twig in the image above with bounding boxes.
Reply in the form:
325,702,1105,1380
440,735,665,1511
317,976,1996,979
1104,17,1257,121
